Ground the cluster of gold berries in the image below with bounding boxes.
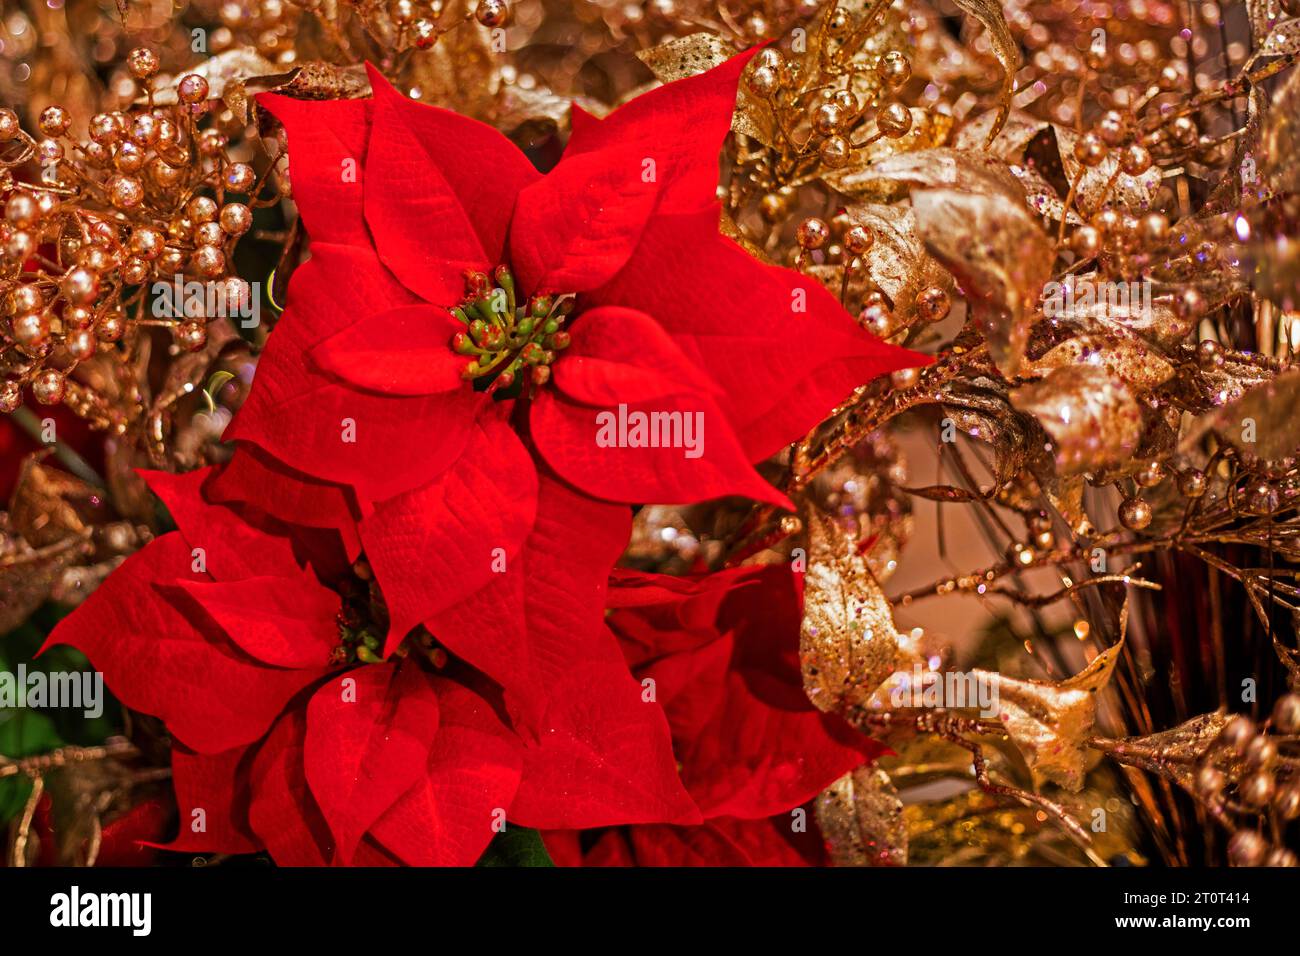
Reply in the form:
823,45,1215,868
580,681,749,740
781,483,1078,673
794,212,949,338
0,50,259,418
746,45,915,175
386,0,510,50
1197,702,1300,867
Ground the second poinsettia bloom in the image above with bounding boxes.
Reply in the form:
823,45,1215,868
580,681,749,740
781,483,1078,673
221,50,926,745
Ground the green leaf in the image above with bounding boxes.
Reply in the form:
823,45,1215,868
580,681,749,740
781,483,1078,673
476,826,555,867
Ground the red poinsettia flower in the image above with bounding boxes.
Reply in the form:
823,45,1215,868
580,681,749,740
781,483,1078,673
217,51,926,746
545,563,884,865
43,467,700,865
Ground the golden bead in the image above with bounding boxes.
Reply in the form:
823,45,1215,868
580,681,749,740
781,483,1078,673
876,101,912,139
474,0,509,27
796,217,830,250
747,66,779,97
0,109,20,143
844,224,874,256
127,47,160,79
31,369,66,405
176,320,208,352
220,202,253,236
177,74,211,105
1228,830,1267,867
0,380,21,412
1118,496,1152,530
876,51,912,89
61,267,99,306
191,245,227,278
38,106,71,137
916,286,951,323
108,174,144,209
1120,143,1152,176
818,135,850,169
1073,131,1108,167
225,162,257,193
1272,693,1300,734
1240,770,1276,808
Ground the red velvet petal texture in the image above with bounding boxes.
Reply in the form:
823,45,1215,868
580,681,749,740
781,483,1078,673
359,411,539,656
248,708,333,866
303,661,441,864
362,65,537,306
561,48,760,216
139,468,301,581
309,303,467,396
204,444,362,561
257,94,372,247
532,305,790,508
509,145,659,295
423,473,628,730
162,744,260,854
369,677,523,866
43,534,323,754
590,206,931,461
508,659,701,830
226,243,483,503
166,573,340,670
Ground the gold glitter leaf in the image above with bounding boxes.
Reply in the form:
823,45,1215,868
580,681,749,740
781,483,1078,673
977,638,1126,791
1259,18,1300,57
800,510,920,714
1209,367,1300,461
816,766,907,866
1028,331,1175,393
1055,125,1161,213
911,185,1054,375
949,0,1021,145
844,202,953,317
1011,365,1144,475
954,108,1048,160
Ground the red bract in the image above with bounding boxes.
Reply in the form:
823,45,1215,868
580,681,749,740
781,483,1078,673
546,563,884,865
220,51,926,745
44,467,700,865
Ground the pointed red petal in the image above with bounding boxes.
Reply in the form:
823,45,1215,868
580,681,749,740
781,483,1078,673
139,468,300,581
509,145,659,294
303,661,441,864
43,535,325,754
369,677,523,866
360,412,538,656
205,445,363,561
561,47,761,216
158,744,260,854
248,707,333,866
591,206,931,460
165,573,340,670
532,389,790,509
508,658,702,829
424,473,628,729
226,243,484,503
310,303,467,395
362,65,538,305
551,305,721,405
257,94,372,247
